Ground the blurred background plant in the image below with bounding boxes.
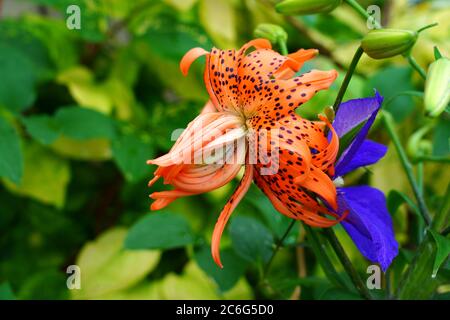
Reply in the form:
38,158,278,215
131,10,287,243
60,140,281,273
0,0,448,300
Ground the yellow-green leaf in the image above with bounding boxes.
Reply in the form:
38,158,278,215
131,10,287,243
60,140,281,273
72,228,161,299
3,143,70,208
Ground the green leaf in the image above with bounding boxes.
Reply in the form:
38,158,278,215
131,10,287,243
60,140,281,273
73,228,161,299
195,245,248,292
112,133,153,182
246,187,298,242
142,18,212,62
433,118,450,157
3,143,70,208
18,270,68,300
199,0,237,48
319,287,363,300
229,216,274,264
0,43,37,113
0,282,16,300
54,106,117,140
387,190,420,217
428,229,450,277
0,116,23,184
125,212,196,250
21,115,60,145
365,67,414,122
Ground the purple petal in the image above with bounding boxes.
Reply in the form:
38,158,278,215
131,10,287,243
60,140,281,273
332,91,383,137
334,92,384,177
338,186,398,272
335,140,387,176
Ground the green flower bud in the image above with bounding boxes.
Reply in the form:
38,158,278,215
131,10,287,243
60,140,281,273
323,106,335,122
407,125,432,159
361,29,418,59
254,23,287,44
275,0,341,15
424,56,450,118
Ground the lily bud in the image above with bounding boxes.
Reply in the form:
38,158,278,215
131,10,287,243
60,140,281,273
254,23,287,44
361,29,417,59
406,125,432,159
323,106,335,122
424,56,450,118
275,0,341,15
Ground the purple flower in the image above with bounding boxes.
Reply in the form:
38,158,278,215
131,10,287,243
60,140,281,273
332,91,398,272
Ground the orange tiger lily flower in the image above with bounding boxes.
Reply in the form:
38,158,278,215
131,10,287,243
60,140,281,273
147,39,346,268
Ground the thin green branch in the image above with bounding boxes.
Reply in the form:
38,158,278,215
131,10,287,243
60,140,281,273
323,228,373,300
333,46,364,113
263,219,296,277
303,225,348,290
407,55,427,80
278,39,288,56
344,0,381,29
382,111,432,225
415,155,450,164
432,183,450,233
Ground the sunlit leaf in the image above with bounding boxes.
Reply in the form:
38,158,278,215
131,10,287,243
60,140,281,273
72,228,161,299
199,0,237,48
57,67,113,114
50,137,112,161
3,143,70,208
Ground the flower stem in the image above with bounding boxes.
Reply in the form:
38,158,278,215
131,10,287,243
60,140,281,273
415,155,450,163
344,0,381,29
303,225,348,290
333,46,364,113
381,111,432,225
263,219,296,277
278,38,288,56
406,55,427,80
344,0,428,80
323,228,373,300
432,183,450,233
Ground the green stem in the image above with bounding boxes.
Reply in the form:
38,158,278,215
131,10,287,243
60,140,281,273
278,38,288,56
263,219,296,277
344,0,381,29
415,155,450,163
432,183,450,233
417,161,424,195
344,0,428,80
382,111,432,225
417,22,439,34
323,228,373,300
384,90,423,107
398,183,450,298
407,55,427,80
303,225,348,290
333,46,364,113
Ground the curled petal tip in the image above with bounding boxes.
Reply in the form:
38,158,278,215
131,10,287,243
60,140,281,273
180,47,209,76
148,175,160,187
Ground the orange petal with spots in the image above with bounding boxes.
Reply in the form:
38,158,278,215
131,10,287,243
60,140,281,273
212,163,253,268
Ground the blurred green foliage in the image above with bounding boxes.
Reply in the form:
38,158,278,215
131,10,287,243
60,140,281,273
0,0,448,300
